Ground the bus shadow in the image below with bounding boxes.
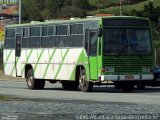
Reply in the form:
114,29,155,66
43,86,160,93
93,86,160,93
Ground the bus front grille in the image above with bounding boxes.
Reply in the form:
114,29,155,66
103,56,153,73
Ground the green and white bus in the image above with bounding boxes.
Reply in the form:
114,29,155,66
3,16,154,92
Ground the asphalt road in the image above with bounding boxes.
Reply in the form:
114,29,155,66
0,80,160,120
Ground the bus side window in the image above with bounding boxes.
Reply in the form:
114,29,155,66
89,30,98,56
4,29,15,49
85,29,89,55
22,28,29,48
69,23,83,47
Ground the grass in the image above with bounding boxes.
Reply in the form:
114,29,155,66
89,0,160,15
0,95,10,101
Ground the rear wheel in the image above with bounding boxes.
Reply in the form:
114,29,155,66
61,81,79,90
26,69,45,90
79,69,93,92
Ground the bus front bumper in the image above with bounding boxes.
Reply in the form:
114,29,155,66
100,74,154,81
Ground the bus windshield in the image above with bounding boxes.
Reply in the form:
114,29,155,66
104,28,152,56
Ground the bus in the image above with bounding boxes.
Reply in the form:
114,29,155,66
3,16,154,92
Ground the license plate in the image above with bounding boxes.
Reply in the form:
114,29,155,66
125,75,134,80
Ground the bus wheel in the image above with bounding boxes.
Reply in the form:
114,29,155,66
121,83,134,92
79,69,93,92
61,81,79,90
26,69,45,90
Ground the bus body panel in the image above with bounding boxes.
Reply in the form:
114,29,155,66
3,16,155,89
3,49,16,77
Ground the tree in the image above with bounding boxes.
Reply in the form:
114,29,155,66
72,0,89,10
22,0,45,21
59,6,86,18
92,0,107,11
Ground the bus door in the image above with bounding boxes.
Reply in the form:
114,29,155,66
88,29,98,79
15,34,22,77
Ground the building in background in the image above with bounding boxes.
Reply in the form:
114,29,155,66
0,0,19,42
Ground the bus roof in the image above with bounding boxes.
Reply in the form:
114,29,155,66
5,16,148,28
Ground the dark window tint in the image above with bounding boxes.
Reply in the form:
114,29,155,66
22,38,28,48
48,26,54,36
56,25,68,35
103,19,149,27
89,30,98,56
6,29,15,38
23,28,29,38
42,37,54,48
70,24,83,35
68,35,83,47
85,29,89,55
30,27,40,36
35,27,40,36
42,26,48,36
16,27,22,34
98,38,101,55
4,38,15,49
54,36,68,47
28,37,41,48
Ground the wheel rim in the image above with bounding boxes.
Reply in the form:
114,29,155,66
27,74,33,86
79,71,86,88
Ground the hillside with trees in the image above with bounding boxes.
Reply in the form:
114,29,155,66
21,0,160,51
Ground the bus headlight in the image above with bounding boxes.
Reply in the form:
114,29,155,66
101,67,114,73
142,67,151,73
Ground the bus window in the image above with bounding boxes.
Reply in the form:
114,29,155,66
6,29,15,38
54,36,68,47
22,28,29,48
42,37,54,48
70,24,83,35
28,37,41,48
85,29,89,55
69,35,83,47
89,30,98,56
4,38,15,49
30,27,40,37
16,27,22,34
48,26,54,36
77,24,83,34
23,28,29,38
56,25,68,36
69,23,83,47
42,26,48,36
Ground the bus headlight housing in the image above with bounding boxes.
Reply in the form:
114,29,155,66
101,66,114,73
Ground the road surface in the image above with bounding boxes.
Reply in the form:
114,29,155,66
0,80,160,120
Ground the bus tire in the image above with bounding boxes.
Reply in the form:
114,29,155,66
121,83,134,92
61,81,79,90
26,69,45,90
79,69,93,92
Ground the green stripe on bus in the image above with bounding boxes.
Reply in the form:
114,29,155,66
54,49,69,79
4,50,12,68
34,49,44,72
21,49,33,75
11,57,19,76
42,49,56,79
69,51,83,80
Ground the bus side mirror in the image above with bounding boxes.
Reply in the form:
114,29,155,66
98,28,102,37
